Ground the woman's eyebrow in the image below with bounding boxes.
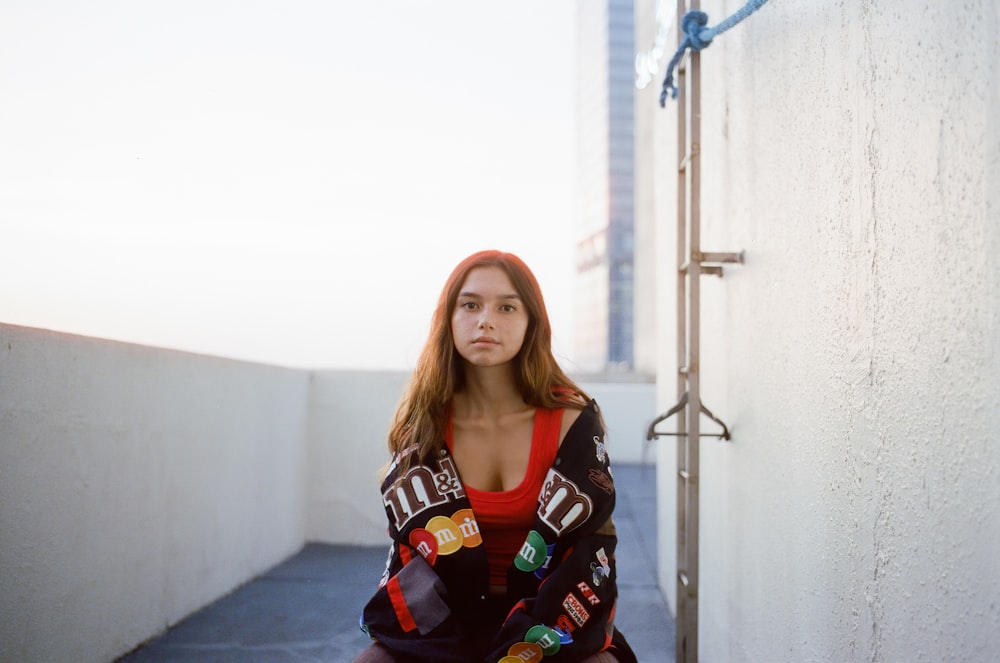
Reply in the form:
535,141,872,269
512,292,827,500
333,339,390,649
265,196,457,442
458,291,522,300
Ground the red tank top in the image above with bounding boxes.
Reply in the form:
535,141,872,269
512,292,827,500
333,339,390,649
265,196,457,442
445,407,564,588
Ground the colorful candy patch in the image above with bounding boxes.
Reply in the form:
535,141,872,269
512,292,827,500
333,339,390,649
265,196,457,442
451,508,482,547
507,641,544,662
514,530,547,572
525,624,561,656
408,528,438,565
425,515,463,555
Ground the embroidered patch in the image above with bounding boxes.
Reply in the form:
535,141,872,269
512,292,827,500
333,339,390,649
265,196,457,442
451,508,482,547
425,516,463,555
507,641,544,662
591,547,611,586
597,548,610,568
408,529,438,565
382,456,465,530
577,581,601,605
594,435,607,463
554,625,574,644
533,542,556,580
562,592,591,627
525,625,561,656
591,562,608,586
515,530,547,572
588,468,614,495
538,468,593,536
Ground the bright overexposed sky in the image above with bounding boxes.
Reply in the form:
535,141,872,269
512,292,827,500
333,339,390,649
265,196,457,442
0,1,579,370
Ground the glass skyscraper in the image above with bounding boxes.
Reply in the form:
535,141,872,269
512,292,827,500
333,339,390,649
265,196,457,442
574,0,635,372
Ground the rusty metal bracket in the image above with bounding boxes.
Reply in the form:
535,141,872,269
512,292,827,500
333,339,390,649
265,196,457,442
646,391,731,441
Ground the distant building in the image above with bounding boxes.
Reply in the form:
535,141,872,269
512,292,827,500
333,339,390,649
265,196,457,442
574,0,637,373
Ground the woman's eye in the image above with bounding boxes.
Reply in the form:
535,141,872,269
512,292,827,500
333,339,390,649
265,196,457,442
500,304,516,312
460,302,478,310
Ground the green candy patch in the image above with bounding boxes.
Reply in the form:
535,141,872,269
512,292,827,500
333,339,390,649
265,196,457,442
514,530,547,572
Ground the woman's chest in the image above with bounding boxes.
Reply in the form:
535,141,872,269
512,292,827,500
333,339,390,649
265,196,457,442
450,413,536,492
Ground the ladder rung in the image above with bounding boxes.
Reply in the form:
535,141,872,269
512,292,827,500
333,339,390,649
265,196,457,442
678,469,690,479
695,250,745,264
678,571,689,587
678,261,724,277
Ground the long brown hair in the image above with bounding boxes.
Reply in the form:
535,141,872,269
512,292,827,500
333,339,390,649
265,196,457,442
387,250,590,469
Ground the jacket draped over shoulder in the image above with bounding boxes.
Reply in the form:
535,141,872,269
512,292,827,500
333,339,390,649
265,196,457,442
360,400,637,663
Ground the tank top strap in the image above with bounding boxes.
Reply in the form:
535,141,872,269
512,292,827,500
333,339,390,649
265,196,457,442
529,407,564,475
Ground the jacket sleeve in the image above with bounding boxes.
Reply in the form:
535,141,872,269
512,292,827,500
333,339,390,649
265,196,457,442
359,453,474,663
361,544,473,662
488,525,621,662
485,401,627,662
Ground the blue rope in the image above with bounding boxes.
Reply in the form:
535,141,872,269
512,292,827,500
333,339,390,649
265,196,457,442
659,0,771,106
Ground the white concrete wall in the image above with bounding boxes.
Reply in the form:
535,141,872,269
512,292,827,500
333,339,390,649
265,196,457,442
305,370,406,545
639,1,1000,661
0,323,309,663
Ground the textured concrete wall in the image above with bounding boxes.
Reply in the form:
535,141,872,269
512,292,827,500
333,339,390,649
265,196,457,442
0,324,309,663
306,370,406,545
639,0,1000,660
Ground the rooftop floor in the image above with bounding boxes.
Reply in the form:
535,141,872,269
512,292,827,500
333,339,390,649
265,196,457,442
117,463,673,662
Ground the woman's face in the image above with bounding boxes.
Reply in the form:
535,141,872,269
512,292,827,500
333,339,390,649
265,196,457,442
451,266,530,369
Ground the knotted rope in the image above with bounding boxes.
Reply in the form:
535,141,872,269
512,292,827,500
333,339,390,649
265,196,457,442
659,0,771,106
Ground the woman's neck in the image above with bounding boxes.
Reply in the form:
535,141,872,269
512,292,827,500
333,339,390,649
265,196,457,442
454,364,527,419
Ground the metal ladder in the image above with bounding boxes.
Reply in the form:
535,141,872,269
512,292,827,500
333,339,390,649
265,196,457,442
645,2,743,660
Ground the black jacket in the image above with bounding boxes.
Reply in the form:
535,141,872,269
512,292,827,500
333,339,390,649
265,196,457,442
360,400,637,663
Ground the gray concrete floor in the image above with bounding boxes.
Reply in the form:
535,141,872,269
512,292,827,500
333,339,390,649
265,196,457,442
117,464,673,662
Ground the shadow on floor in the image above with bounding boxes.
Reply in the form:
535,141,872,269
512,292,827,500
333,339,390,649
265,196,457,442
117,464,674,662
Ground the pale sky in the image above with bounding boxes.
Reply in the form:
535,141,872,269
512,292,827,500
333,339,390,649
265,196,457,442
0,1,579,370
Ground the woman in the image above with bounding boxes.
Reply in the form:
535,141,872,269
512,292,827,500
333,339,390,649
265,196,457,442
355,251,636,663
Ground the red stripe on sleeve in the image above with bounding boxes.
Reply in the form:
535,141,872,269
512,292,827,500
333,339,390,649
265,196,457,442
386,576,418,633
603,601,618,649
505,599,528,623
